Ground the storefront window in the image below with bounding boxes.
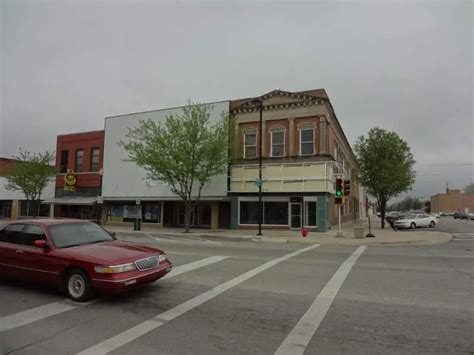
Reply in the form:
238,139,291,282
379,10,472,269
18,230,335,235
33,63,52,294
305,201,317,226
240,201,259,224
143,202,160,223
264,202,288,225
20,201,49,217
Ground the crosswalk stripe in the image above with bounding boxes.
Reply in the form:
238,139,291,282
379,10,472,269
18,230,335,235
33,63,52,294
0,256,227,333
164,256,228,279
0,302,76,333
274,245,367,355
77,244,321,355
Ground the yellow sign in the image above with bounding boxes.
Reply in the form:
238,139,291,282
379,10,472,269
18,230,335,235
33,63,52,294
64,170,76,191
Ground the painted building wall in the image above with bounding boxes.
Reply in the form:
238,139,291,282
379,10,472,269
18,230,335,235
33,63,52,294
102,101,230,200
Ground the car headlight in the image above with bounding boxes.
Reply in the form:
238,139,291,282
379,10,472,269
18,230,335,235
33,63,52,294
94,263,136,274
158,254,168,263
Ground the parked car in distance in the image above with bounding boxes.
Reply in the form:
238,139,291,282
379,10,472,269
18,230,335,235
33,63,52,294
431,213,440,218
394,214,437,229
0,219,173,302
469,213,474,220
453,212,469,220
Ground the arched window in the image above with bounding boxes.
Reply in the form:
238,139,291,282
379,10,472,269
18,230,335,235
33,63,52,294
299,123,316,156
243,128,257,158
270,126,285,157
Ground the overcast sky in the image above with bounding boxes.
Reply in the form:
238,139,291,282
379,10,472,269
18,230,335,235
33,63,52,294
1,0,472,200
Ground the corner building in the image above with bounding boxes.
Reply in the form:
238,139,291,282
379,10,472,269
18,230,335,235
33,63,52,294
228,89,360,232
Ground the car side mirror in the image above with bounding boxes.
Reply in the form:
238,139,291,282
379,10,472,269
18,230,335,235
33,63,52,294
110,231,117,239
34,240,51,251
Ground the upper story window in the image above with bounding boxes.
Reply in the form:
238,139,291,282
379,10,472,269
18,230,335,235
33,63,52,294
90,148,100,172
270,128,285,157
75,149,84,172
300,124,315,156
60,150,69,173
244,130,257,158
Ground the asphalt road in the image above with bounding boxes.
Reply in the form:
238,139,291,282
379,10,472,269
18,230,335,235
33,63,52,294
0,221,472,355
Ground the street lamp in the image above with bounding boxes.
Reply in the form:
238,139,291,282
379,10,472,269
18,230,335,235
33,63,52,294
250,98,263,236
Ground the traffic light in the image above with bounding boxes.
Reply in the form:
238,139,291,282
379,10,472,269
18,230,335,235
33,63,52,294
344,179,351,197
335,178,343,204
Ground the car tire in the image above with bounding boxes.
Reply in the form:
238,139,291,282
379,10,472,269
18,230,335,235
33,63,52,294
410,222,416,229
65,269,94,302
429,221,435,228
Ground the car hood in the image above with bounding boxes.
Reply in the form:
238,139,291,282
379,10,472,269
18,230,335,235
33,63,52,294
58,240,163,264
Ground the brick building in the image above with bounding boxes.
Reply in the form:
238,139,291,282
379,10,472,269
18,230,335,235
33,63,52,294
229,89,360,232
44,130,105,220
431,189,474,214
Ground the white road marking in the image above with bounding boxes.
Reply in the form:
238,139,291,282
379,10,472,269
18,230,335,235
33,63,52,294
274,245,367,355
145,234,185,244
164,256,228,278
78,244,320,355
0,256,227,333
0,302,77,333
452,238,474,241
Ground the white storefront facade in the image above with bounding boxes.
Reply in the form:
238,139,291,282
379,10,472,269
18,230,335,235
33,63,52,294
101,101,231,229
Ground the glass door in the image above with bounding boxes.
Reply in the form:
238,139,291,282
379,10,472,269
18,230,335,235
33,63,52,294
290,203,302,229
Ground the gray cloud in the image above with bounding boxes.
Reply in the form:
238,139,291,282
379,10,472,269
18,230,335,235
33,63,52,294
1,0,472,198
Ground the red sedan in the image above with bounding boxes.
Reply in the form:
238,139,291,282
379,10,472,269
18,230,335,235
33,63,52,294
0,219,172,302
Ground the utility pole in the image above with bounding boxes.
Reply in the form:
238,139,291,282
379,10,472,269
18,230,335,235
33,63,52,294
250,98,264,236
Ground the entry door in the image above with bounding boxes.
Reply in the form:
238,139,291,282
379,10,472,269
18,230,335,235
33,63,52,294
290,203,302,229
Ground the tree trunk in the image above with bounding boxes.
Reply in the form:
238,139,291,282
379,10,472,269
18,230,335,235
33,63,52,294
380,199,386,229
26,199,30,217
184,201,191,233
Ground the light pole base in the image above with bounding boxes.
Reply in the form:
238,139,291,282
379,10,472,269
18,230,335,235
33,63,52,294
336,231,344,238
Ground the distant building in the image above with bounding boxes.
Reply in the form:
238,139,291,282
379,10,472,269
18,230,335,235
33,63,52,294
430,189,474,213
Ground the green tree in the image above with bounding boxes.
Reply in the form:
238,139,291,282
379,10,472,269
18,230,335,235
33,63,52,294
120,102,232,232
5,150,58,217
464,182,474,194
355,127,416,228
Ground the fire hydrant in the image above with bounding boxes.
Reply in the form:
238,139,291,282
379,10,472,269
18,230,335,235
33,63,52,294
301,228,308,238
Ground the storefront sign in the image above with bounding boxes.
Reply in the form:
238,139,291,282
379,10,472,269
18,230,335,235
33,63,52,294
64,169,76,192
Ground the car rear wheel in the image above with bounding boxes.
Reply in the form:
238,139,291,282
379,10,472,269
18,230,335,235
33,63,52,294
65,269,94,302
429,221,435,228
410,222,416,229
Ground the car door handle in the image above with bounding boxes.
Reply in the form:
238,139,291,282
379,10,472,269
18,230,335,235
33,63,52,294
15,250,24,256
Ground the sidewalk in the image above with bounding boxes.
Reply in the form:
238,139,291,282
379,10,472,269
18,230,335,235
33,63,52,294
107,218,452,246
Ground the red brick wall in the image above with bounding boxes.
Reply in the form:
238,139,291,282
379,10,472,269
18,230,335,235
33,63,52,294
55,130,104,188
237,116,321,159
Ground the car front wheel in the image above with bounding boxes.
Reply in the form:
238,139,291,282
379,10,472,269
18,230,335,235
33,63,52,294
65,269,94,302
410,222,416,229
429,221,435,228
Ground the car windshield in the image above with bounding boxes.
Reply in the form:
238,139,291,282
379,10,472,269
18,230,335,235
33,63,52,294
48,223,114,249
